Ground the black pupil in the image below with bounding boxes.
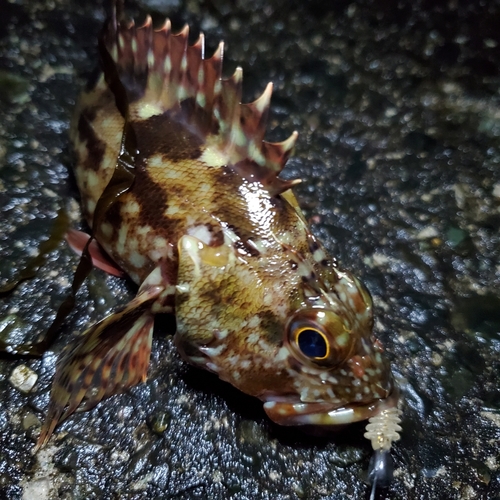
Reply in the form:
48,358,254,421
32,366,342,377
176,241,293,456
297,329,327,358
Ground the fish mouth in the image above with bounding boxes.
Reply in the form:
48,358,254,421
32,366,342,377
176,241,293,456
262,390,399,427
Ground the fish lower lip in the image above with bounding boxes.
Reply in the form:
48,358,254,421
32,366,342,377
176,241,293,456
263,391,399,426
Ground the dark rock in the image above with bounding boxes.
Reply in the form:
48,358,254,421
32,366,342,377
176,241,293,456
1,0,499,498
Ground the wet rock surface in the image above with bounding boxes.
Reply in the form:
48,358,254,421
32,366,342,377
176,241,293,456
1,0,499,498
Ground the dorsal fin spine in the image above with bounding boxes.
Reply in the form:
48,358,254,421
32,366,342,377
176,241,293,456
102,15,300,194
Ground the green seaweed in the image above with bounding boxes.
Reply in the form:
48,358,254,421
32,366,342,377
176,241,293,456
0,70,31,105
0,20,137,357
0,147,135,356
0,208,69,295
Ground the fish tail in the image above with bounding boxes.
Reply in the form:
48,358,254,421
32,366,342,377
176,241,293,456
35,286,161,450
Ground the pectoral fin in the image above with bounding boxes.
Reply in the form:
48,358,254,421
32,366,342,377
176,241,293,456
66,228,125,278
36,284,162,450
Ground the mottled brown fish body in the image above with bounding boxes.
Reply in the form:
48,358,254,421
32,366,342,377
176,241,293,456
37,9,397,448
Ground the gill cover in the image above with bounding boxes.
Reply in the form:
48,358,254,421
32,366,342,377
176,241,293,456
175,234,263,346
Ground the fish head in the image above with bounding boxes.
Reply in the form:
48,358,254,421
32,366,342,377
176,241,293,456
264,273,395,427
174,233,395,428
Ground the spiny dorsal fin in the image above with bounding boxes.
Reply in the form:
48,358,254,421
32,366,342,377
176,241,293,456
262,131,299,173
100,10,299,193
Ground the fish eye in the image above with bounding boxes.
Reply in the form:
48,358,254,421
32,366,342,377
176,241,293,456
286,310,356,367
294,327,329,360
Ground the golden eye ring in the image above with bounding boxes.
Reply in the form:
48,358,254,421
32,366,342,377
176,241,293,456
294,326,330,361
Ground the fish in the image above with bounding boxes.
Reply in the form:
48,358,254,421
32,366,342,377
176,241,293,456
35,6,400,452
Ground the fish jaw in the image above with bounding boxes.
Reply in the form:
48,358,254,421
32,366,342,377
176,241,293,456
262,387,399,427
260,342,396,428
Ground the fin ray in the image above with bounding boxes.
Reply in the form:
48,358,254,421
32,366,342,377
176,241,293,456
35,285,160,450
99,12,298,196
66,229,125,277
